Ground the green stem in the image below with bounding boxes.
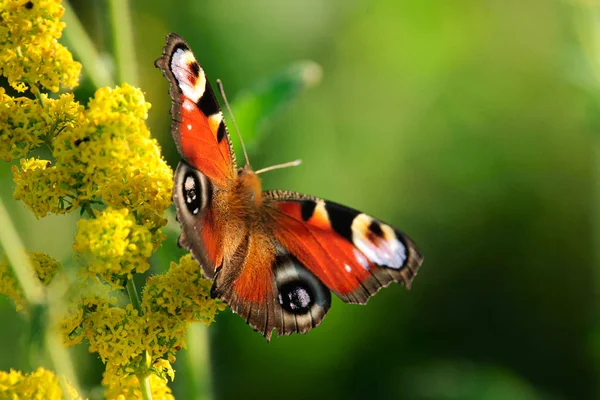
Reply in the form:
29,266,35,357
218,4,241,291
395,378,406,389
108,0,138,85
138,373,153,400
46,330,83,397
29,83,45,107
127,278,153,400
0,195,82,396
0,196,43,306
181,324,214,400
126,278,142,313
62,1,115,88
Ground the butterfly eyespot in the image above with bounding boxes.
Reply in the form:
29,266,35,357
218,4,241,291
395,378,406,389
278,282,314,314
183,173,201,215
174,161,211,221
273,255,331,318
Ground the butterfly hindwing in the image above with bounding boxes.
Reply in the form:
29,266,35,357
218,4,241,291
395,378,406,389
264,190,423,304
211,231,332,341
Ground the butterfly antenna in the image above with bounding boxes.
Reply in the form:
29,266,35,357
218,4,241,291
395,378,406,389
256,159,302,175
217,79,251,167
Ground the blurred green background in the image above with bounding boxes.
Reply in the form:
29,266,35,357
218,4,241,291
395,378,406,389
1,0,599,399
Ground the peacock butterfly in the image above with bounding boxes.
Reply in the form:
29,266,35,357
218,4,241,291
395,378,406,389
155,33,423,340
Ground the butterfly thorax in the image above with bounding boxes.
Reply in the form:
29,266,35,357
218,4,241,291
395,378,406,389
236,166,263,207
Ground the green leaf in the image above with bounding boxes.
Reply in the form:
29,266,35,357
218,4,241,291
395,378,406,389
231,60,322,153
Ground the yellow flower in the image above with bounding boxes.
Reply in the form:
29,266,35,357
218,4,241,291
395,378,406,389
12,158,79,218
141,255,225,362
85,304,146,366
103,363,174,400
8,84,171,228
73,207,153,287
0,251,61,312
58,277,116,347
53,84,173,236
0,255,26,312
64,255,222,384
0,367,83,400
29,251,61,285
0,87,81,162
0,89,44,161
0,0,81,92
144,255,224,325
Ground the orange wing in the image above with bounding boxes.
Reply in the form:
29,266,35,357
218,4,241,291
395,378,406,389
155,33,236,186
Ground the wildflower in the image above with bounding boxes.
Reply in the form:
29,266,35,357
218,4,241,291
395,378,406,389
53,84,173,237
0,89,82,162
29,251,61,285
73,207,153,287
0,0,81,92
12,158,79,218
144,254,224,325
0,255,26,312
0,367,82,400
85,304,146,366
103,362,175,400
0,251,61,312
58,277,116,347
141,255,225,362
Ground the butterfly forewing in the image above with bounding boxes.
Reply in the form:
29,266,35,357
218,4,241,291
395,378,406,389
155,33,237,186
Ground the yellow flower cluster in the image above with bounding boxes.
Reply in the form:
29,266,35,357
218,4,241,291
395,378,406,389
29,251,61,284
12,158,79,217
1,0,223,397
0,251,61,312
11,84,173,230
0,0,81,92
144,254,225,327
0,367,82,400
104,365,174,400
58,255,222,386
141,255,225,364
0,255,26,312
53,84,173,236
73,208,153,287
59,278,116,347
0,88,83,162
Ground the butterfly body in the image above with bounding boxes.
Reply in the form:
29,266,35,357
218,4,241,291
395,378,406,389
157,33,423,340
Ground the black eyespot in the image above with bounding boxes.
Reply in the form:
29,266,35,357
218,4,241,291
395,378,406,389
25,1,33,9
183,172,201,215
278,281,314,314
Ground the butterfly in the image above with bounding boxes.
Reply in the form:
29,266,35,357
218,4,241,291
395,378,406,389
155,33,423,341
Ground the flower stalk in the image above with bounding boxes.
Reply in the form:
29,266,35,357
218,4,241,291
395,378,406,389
62,0,114,88
108,0,138,85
